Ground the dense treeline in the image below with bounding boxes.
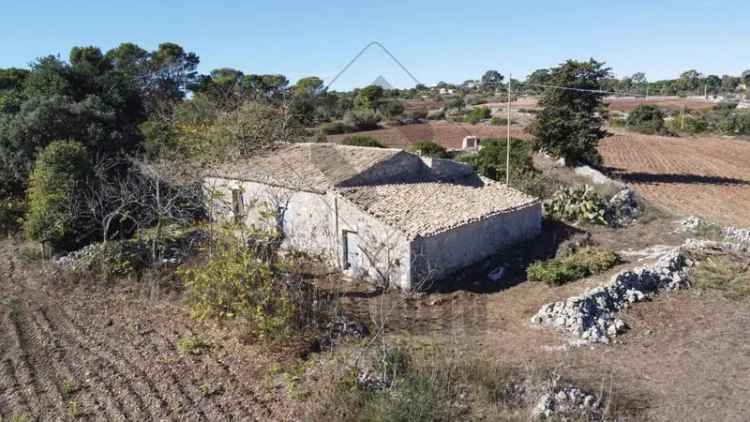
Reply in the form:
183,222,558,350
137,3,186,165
0,42,357,244
2,42,749,246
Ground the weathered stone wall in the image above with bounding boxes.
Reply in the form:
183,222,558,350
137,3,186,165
205,177,412,287
411,203,542,282
335,194,412,289
204,177,338,261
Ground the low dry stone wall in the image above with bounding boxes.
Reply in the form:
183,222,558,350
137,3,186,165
531,246,691,344
531,233,748,345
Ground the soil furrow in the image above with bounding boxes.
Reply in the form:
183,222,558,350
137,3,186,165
164,325,259,419
48,308,177,421
5,305,64,418
0,358,31,420
32,307,135,421
145,332,213,422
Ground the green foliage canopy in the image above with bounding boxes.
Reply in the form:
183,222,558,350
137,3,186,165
24,140,92,250
528,59,611,166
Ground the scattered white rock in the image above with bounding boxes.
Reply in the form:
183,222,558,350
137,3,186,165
574,165,626,189
676,215,706,233
531,243,695,344
724,226,750,246
607,187,641,226
619,244,677,261
531,376,602,421
533,232,749,345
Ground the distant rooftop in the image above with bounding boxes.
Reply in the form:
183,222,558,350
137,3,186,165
339,180,538,239
207,143,403,193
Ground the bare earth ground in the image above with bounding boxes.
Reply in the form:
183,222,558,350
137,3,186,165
0,258,285,421
3,210,749,421
600,132,750,227
328,121,531,149
329,216,750,422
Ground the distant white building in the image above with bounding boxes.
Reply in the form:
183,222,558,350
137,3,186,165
206,143,541,289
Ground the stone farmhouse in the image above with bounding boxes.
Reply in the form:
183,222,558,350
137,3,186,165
205,143,541,289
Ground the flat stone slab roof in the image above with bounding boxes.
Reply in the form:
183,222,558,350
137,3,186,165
207,143,403,193
339,179,539,239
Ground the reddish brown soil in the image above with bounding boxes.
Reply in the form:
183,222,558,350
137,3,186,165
0,251,284,421
1,216,749,421
326,216,750,422
328,122,531,149
600,133,750,227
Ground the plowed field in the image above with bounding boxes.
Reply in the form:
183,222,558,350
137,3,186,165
600,134,750,226
0,261,279,421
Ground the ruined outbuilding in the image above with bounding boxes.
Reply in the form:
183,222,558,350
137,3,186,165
205,143,541,289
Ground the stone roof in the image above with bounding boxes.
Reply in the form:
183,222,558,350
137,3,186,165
207,143,404,192
339,179,538,239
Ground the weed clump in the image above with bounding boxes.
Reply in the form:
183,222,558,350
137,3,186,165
177,335,209,355
527,248,623,286
689,255,750,301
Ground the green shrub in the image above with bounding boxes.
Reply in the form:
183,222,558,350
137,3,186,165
321,121,354,135
178,230,296,339
341,136,385,148
24,140,92,251
90,241,149,279
490,116,513,126
458,138,534,181
543,185,608,225
408,141,448,158
527,248,622,286
404,109,428,120
377,100,405,119
464,95,487,106
343,110,381,131
667,113,708,134
0,197,25,237
626,104,669,135
464,106,491,124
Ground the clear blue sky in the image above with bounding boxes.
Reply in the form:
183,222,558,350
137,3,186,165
2,0,748,90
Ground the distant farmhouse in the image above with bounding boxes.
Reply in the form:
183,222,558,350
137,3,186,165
206,143,541,289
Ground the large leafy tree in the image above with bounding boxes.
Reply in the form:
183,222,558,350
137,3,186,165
525,68,551,94
0,42,200,195
0,68,29,113
480,70,504,92
353,85,384,110
528,59,612,166
294,76,324,95
142,43,200,111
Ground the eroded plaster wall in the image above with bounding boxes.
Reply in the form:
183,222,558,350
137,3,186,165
411,203,542,283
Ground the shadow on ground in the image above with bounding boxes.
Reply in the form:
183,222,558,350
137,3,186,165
429,220,585,295
609,171,749,186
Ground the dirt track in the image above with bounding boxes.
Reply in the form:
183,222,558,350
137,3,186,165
600,133,750,227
